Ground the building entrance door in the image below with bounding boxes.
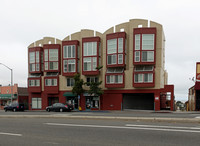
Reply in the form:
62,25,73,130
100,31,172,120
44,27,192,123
67,97,78,110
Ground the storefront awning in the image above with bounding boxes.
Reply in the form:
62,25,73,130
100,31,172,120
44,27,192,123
63,92,76,97
0,94,17,100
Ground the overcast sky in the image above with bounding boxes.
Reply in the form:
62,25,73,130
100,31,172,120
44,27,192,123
0,0,200,101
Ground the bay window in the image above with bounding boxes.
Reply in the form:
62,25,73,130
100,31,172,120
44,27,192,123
82,37,100,75
29,79,40,87
45,78,57,86
62,41,79,76
29,50,41,72
44,49,58,71
133,28,156,64
133,65,154,86
107,37,125,66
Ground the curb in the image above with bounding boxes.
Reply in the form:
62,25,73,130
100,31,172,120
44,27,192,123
0,115,200,123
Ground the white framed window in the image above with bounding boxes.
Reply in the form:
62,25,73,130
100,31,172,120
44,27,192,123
83,57,91,71
83,42,97,56
142,34,154,50
49,62,58,70
32,98,42,109
135,34,140,50
36,51,39,63
144,73,153,82
30,64,35,72
83,57,97,71
134,73,153,83
107,54,117,65
118,54,123,64
142,51,154,62
63,45,75,58
63,59,76,73
106,75,123,84
118,38,123,53
67,78,75,87
45,79,57,86
44,49,48,61
135,51,140,62
29,80,40,87
29,52,35,63
107,39,117,54
49,49,58,61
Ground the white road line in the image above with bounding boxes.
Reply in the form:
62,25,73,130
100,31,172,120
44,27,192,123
44,123,200,133
0,132,22,136
125,124,200,130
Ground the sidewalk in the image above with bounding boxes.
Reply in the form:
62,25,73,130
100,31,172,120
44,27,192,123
1,109,200,123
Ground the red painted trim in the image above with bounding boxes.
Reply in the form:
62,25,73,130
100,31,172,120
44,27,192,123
106,32,126,67
196,62,200,80
43,44,61,73
44,76,59,94
28,47,43,74
105,73,125,88
28,77,42,93
133,28,157,65
82,37,100,75
133,69,155,88
62,40,79,76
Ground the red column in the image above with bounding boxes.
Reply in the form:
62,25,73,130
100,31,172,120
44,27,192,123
154,94,160,111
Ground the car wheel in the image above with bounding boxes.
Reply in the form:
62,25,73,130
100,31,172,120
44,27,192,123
60,108,63,112
13,108,16,112
47,108,50,112
4,109,7,112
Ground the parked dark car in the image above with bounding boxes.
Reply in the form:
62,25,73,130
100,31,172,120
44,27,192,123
4,103,25,112
46,103,73,112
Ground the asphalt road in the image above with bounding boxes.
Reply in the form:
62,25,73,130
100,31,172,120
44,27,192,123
1,118,200,146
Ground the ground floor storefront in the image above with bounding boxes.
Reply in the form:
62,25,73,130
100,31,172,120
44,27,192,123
28,85,174,111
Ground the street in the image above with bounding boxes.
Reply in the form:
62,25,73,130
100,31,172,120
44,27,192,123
1,116,200,146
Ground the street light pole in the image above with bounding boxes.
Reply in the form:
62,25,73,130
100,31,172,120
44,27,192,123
0,63,13,103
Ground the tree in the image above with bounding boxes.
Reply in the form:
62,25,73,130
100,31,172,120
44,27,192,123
72,73,84,97
85,66,103,96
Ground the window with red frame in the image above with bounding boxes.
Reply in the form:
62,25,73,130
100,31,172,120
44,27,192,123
63,45,76,73
29,79,40,87
29,51,41,72
107,38,124,65
134,34,155,63
44,49,58,71
106,68,124,84
83,42,97,71
134,66,154,83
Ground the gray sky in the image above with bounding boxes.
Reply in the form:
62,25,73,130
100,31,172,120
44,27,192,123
0,0,200,101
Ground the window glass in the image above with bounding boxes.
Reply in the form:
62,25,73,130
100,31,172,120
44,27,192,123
142,51,154,62
32,98,42,109
118,38,123,53
83,57,91,71
118,54,123,64
67,78,74,87
29,52,35,63
135,51,140,62
49,49,58,61
68,59,75,72
93,57,97,71
36,51,39,63
135,34,140,50
83,42,97,56
107,39,117,54
44,49,48,61
142,34,154,50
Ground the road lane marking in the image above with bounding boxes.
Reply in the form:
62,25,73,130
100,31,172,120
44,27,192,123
125,124,200,130
44,123,200,133
0,132,22,136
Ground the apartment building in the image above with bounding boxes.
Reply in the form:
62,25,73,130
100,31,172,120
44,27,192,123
27,19,174,111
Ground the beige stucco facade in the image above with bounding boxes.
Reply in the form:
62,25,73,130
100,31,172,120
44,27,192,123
28,18,168,92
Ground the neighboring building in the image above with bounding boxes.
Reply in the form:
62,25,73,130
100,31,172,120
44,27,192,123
0,84,28,109
188,62,200,111
27,19,174,111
